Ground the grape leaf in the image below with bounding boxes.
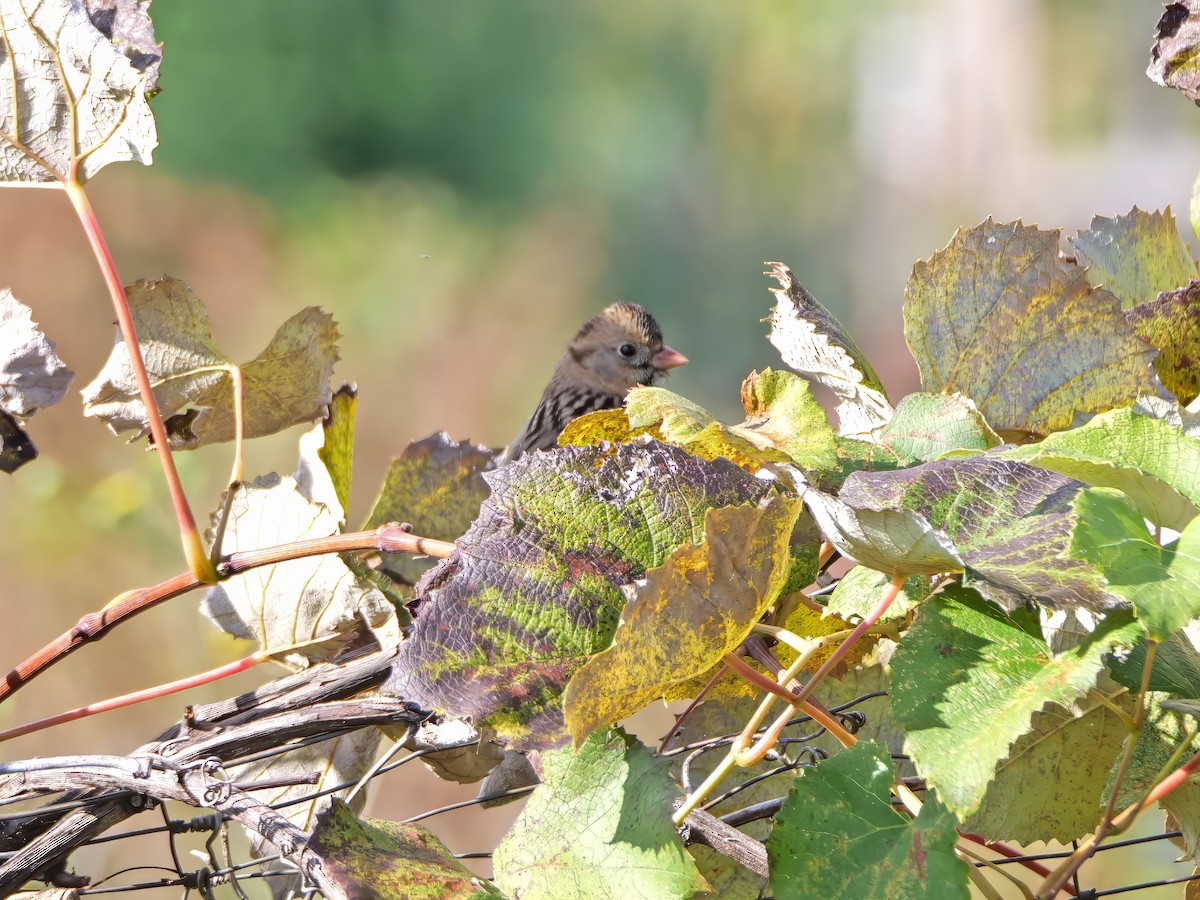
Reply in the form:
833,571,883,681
0,290,74,416
963,683,1133,842
1110,631,1200,698
1135,393,1200,439
803,488,963,577
1149,1,1200,105
296,384,356,526
82,277,339,449
904,218,1160,437
890,586,1139,820
384,441,772,750
1069,488,1200,640
999,407,1200,532
828,453,1130,612
310,799,502,899
493,727,706,900
766,741,968,900
238,731,384,886
563,495,803,745
363,432,496,585
1070,207,1197,308
0,0,158,184
81,0,163,88
1125,280,1200,404
202,474,399,668
626,368,904,488
0,289,73,472
876,392,1000,461
766,262,893,439
558,407,659,449
826,567,927,622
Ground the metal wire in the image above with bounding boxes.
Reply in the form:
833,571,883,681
1,685,1190,898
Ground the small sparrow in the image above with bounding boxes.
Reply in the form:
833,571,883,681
504,302,688,461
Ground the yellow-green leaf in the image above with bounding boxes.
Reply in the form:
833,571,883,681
904,218,1160,437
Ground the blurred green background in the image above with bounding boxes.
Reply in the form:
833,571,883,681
1,0,1198,893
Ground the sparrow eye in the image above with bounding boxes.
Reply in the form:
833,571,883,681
618,343,637,358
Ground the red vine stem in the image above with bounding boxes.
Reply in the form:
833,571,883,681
1036,641,1159,898
788,572,905,709
0,523,452,702
64,180,216,583
0,649,272,744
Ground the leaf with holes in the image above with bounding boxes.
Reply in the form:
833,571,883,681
0,0,158,184
1149,1,1200,105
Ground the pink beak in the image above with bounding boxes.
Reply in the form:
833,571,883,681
651,345,689,371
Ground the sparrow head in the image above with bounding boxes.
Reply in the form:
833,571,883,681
562,302,689,395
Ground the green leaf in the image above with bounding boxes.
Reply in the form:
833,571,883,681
903,218,1160,437
890,586,1140,818
825,567,927,622
0,0,159,184
766,741,968,900
1192,172,1200,245
803,491,963,578
296,384,357,525
625,369,899,487
1109,631,1200,698
1135,394,1200,439
82,277,340,449
1125,280,1200,404
765,262,892,439
385,441,772,749
1107,699,1200,860
363,432,496,584
962,679,1132,842
494,728,706,900
1068,488,1200,640
563,495,802,745
819,456,1126,611
876,392,1000,462
999,407,1200,531
309,799,503,899
1071,207,1197,307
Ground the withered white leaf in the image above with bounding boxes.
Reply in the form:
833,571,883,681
0,289,74,416
766,261,893,439
0,0,158,183
201,474,399,669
